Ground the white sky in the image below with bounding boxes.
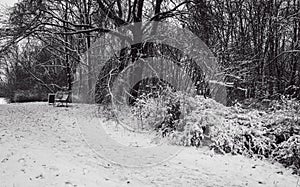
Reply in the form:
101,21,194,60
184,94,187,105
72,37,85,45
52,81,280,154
0,0,19,8
0,1,18,80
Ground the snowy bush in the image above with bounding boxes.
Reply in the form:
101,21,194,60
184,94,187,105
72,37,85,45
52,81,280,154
130,88,186,133
272,135,300,175
131,93,169,131
136,92,300,174
104,87,300,174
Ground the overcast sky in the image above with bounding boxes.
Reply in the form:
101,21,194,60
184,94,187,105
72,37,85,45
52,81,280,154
0,0,19,8
0,0,19,80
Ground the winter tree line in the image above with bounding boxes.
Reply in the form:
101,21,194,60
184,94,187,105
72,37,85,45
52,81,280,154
0,0,299,103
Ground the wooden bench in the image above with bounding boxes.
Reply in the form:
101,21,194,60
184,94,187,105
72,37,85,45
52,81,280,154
55,91,71,107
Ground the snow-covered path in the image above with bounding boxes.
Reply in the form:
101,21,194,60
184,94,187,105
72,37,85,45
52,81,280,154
0,103,299,187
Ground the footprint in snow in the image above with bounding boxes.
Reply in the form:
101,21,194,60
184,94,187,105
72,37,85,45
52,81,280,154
35,174,44,179
1,158,8,163
65,181,77,187
18,158,25,163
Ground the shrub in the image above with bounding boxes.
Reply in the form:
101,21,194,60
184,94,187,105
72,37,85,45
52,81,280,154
106,87,300,174
272,135,300,175
13,89,47,103
128,88,180,132
132,91,300,174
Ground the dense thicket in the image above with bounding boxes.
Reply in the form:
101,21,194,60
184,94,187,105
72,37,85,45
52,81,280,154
186,0,300,100
0,0,189,102
0,0,299,102
0,41,70,102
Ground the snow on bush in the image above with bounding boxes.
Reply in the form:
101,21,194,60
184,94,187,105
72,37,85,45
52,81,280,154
272,135,300,174
126,90,300,174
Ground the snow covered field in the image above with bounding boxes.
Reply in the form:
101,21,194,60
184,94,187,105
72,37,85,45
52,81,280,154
0,103,299,186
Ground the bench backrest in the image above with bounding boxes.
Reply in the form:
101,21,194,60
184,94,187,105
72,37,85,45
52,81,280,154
56,91,70,101
61,94,69,100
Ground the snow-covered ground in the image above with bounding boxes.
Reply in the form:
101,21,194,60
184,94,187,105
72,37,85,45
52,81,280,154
0,98,8,105
0,103,299,187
